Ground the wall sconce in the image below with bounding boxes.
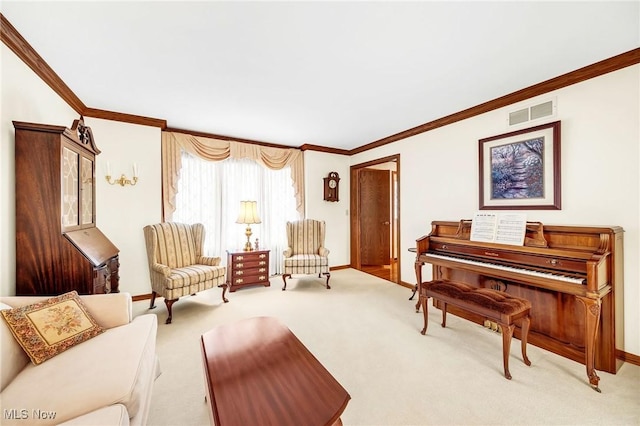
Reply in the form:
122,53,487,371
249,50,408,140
235,201,261,251
105,162,139,187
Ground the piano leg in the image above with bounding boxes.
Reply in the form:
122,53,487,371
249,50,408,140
411,259,424,302
575,296,602,393
412,260,425,313
420,292,429,335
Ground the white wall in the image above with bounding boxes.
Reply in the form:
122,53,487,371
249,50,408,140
303,151,351,267
85,118,162,296
350,65,640,356
0,45,79,296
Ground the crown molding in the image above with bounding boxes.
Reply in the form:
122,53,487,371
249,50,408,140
1,13,167,129
299,144,350,155
3,12,638,155
349,48,640,155
84,107,166,128
1,13,86,115
164,127,300,150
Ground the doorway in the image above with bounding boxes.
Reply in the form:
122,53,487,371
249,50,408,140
350,155,400,283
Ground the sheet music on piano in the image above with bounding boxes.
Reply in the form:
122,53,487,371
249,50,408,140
470,212,527,246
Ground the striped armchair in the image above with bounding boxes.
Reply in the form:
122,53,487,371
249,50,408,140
282,219,330,290
143,222,226,324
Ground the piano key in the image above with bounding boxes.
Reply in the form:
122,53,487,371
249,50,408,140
423,253,586,284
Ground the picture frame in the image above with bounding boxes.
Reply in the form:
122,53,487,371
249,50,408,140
479,120,561,210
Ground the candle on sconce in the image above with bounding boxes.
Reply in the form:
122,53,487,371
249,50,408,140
105,161,139,187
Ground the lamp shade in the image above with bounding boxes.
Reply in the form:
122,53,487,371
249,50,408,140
235,201,262,224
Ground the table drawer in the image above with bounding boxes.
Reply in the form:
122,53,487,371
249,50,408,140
232,266,268,277
230,273,269,286
230,252,268,261
232,259,268,269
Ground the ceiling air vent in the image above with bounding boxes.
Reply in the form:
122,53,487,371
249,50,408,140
530,100,554,120
509,108,529,126
507,98,556,127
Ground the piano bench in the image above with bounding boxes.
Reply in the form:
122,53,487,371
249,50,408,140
419,280,532,380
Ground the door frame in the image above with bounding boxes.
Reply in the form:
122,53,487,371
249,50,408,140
350,154,400,283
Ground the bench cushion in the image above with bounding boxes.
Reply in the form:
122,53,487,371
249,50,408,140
425,281,531,315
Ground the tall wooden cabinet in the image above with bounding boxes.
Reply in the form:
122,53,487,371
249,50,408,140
14,119,120,295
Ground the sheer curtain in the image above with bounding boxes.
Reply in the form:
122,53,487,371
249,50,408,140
161,131,304,220
173,152,300,274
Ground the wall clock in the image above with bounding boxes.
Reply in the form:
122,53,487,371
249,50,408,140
323,172,340,202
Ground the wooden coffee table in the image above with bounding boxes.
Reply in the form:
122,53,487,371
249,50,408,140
201,316,350,426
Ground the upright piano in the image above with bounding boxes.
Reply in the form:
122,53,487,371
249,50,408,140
414,220,624,390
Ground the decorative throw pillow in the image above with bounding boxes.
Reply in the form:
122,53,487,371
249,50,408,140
0,291,104,365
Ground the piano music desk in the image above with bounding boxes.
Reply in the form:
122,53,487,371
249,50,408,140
420,280,532,380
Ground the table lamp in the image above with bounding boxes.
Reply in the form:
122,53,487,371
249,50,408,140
236,201,261,251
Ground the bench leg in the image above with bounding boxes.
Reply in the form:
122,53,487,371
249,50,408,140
420,295,429,335
521,315,532,366
500,322,515,380
441,302,447,328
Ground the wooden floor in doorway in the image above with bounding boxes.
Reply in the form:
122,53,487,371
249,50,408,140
360,260,398,283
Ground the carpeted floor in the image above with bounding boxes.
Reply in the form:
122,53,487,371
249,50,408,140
133,268,640,425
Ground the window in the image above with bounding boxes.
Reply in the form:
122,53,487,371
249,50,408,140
173,152,300,274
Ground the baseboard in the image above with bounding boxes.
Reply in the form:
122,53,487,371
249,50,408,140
616,349,640,366
329,265,350,271
132,294,152,302
399,281,415,290
134,269,349,301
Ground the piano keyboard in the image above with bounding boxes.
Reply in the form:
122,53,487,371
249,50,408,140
423,253,586,285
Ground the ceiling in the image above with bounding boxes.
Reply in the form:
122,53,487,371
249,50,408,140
2,1,638,151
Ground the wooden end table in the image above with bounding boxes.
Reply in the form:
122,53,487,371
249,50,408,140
201,316,350,426
222,249,270,302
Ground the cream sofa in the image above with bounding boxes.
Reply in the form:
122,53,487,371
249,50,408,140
0,293,160,426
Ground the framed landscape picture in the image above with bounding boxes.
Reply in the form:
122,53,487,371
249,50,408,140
479,121,561,210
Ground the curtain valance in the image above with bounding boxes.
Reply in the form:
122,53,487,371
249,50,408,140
162,131,304,219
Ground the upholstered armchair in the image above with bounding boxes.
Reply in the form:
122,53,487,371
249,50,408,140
143,222,226,324
282,219,330,290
